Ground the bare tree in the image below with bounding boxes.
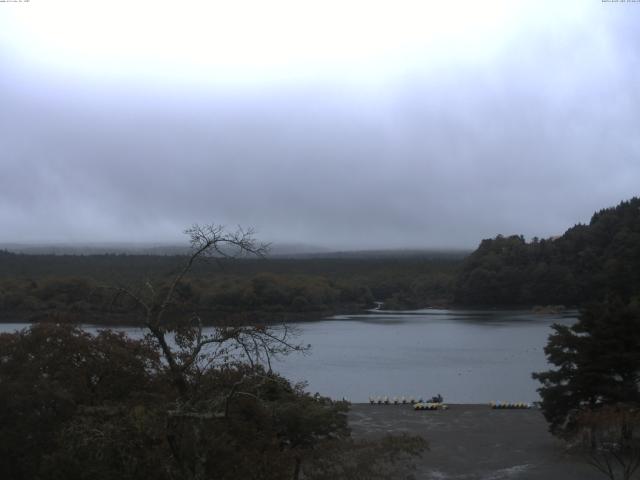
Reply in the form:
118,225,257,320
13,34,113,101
106,224,317,478
110,224,305,396
571,405,640,480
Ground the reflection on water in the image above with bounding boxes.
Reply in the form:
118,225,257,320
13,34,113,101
1,309,577,403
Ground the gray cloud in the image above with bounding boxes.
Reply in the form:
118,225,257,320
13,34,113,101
0,3,639,249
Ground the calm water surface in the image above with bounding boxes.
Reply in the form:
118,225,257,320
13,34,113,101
273,309,576,403
2,309,576,403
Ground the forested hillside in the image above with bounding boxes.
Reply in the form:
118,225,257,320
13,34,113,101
0,252,462,323
454,197,640,306
3,197,639,320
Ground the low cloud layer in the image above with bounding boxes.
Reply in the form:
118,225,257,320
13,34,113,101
0,2,639,249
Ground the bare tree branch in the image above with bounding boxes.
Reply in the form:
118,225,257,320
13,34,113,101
104,223,306,401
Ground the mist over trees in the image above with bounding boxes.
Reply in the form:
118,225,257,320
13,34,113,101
1,194,639,478
0,225,427,479
1,197,639,325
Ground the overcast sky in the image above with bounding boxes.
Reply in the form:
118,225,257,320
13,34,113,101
0,1,639,250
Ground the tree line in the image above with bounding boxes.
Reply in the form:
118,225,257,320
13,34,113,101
0,225,427,479
526,199,640,479
448,197,640,478
2,199,639,478
0,251,460,323
454,197,640,307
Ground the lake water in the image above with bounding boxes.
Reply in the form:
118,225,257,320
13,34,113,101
1,309,576,403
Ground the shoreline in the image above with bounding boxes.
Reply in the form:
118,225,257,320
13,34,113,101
0,304,577,327
349,403,600,479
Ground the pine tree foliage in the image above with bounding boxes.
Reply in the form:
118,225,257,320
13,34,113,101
533,297,640,437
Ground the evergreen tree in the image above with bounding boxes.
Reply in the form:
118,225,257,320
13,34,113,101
533,297,640,437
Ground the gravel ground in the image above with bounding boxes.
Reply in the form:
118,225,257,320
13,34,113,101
348,404,602,480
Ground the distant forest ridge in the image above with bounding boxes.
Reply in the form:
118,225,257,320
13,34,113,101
0,249,461,324
454,197,640,306
0,242,470,259
0,197,638,323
